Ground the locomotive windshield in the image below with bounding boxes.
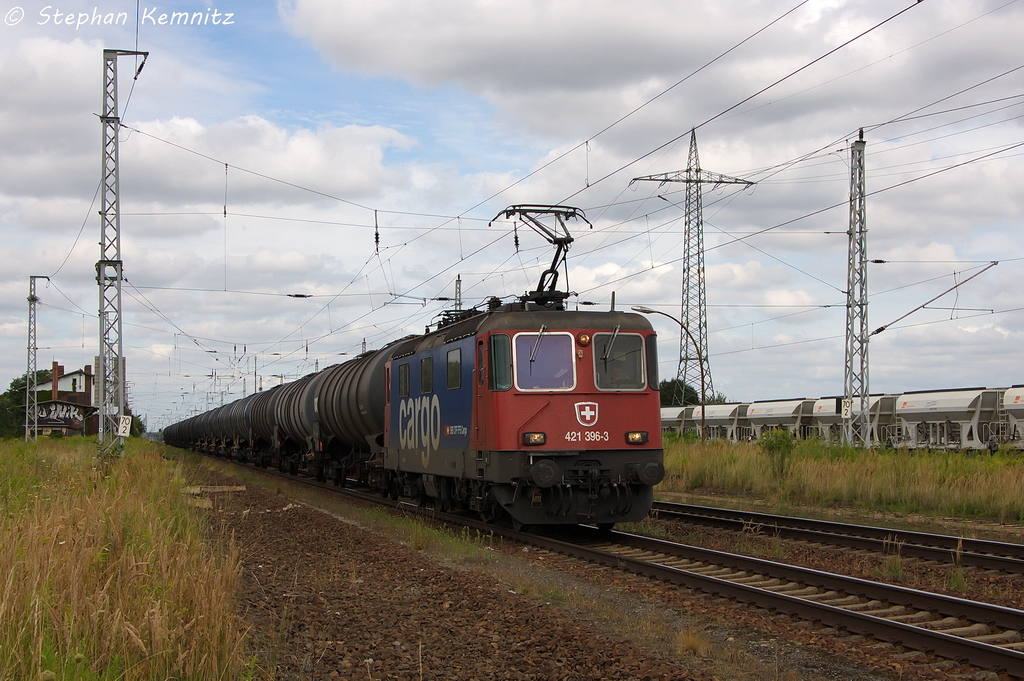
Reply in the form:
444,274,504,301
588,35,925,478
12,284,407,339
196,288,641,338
513,331,576,391
593,333,646,390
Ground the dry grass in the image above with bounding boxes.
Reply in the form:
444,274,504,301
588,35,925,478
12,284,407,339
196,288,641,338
662,438,1024,522
674,625,711,656
0,437,249,680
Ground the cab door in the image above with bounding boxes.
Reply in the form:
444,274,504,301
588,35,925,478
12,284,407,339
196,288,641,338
473,337,486,449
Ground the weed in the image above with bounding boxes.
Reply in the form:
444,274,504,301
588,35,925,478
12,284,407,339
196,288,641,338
675,625,711,656
946,537,969,591
945,565,969,591
759,429,796,482
880,537,906,581
881,554,905,581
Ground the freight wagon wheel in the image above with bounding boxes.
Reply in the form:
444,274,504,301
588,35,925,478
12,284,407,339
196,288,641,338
596,522,615,533
510,518,530,533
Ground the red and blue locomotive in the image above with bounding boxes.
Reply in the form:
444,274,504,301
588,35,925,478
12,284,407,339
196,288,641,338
163,206,664,528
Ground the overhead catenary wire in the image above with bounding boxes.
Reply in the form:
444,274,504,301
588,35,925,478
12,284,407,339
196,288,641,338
97,0,991,327
870,262,999,336
559,1,927,204
49,2,1024,419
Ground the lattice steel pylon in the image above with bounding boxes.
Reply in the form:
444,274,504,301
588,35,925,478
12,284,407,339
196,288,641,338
24,275,48,442
97,49,147,458
843,130,870,447
632,129,754,404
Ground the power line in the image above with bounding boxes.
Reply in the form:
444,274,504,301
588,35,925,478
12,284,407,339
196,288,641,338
560,1,927,203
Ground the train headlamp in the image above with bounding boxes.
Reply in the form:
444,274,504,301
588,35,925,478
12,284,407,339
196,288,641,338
576,333,591,346
522,432,547,446
625,431,649,445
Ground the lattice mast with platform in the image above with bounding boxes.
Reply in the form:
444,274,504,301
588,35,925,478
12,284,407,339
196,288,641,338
97,49,146,457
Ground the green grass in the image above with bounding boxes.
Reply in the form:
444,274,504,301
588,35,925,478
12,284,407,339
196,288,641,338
660,438,1024,523
0,437,248,681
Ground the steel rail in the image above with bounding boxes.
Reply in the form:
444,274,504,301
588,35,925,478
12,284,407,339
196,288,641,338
522,527,1024,678
652,501,1024,572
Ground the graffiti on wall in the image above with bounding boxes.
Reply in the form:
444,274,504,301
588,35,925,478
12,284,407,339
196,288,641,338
34,402,84,427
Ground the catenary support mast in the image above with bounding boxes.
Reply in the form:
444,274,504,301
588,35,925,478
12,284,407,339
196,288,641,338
843,130,870,446
97,49,146,458
25,275,48,442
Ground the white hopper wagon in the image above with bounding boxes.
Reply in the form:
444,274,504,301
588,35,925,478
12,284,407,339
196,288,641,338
811,397,844,442
1002,386,1024,447
660,406,690,434
896,388,1002,450
689,403,750,441
745,399,815,438
811,395,898,445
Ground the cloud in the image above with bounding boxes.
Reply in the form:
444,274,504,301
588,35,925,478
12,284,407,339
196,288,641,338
119,115,414,205
2,2,1023,427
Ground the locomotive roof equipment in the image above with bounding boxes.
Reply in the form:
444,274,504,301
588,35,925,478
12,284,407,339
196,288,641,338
490,204,592,309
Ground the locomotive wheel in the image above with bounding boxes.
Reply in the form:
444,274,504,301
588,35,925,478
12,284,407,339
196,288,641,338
596,522,615,533
510,518,530,533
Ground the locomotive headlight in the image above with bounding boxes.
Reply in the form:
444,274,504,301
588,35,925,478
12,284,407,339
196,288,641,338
576,333,591,346
523,432,547,446
625,431,649,445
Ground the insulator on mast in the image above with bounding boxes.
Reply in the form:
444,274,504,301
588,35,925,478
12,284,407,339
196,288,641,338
374,210,380,254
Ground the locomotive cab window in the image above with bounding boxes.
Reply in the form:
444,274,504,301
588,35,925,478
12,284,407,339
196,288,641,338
447,348,461,389
489,334,512,391
513,331,576,391
594,332,646,391
420,356,433,394
398,363,410,398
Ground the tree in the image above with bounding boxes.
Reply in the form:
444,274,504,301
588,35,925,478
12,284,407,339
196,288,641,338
658,379,730,407
0,370,52,439
658,379,699,407
123,404,146,436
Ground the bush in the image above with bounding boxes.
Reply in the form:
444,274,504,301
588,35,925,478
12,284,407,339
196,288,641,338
759,429,796,481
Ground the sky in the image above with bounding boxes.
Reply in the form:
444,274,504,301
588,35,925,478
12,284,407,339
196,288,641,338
1,0,1022,431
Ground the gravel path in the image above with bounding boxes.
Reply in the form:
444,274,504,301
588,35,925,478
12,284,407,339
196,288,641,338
205,467,705,680
193,463,990,680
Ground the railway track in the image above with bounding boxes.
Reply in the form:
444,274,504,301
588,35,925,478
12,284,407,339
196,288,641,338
203,456,1024,678
520,525,1024,678
651,500,1024,573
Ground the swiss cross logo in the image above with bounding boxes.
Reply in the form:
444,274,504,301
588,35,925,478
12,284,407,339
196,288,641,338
575,402,599,427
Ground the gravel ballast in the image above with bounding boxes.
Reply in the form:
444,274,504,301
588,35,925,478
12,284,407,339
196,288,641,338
195,463,979,680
